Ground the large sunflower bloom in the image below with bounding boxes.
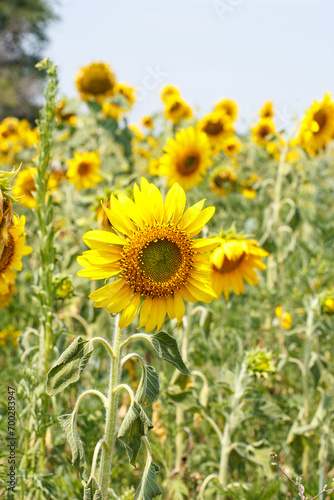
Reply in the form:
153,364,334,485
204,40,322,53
298,93,334,154
198,111,234,149
252,118,276,147
67,151,103,190
164,95,192,124
214,99,238,122
159,127,213,190
75,62,116,102
0,215,32,295
77,178,219,332
210,238,268,300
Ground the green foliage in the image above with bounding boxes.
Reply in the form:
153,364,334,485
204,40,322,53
150,332,189,375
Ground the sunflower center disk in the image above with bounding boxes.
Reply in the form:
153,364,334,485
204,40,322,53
77,162,90,175
313,109,327,133
204,121,223,135
120,224,195,298
215,254,244,273
178,154,199,176
140,239,182,282
0,234,15,273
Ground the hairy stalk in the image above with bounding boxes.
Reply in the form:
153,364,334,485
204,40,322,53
99,315,124,499
301,305,315,478
174,302,194,476
34,59,58,473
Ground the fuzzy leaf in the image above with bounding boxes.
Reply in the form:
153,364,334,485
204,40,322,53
134,462,162,500
46,337,94,396
136,365,160,407
118,402,153,466
83,477,102,500
58,412,88,482
150,332,189,375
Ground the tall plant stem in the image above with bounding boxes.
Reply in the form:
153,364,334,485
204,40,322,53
99,315,124,499
34,59,58,473
174,303,194,476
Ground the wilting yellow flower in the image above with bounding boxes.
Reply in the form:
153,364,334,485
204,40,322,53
164,95,192,124
0,215,32,295
239,174,260,199
221,136,241,156
198,111,234,149
260,101,274,119
210,237,268,300
209,166,238,197
214,99,238,122
12,168,37,208
245,348,275,378
252,118,276,146
0,282,15,308
142,116,154,129
102,82,136,120
56,99,77,125
77,178,219,332
149,158,161,176
297,93,334,154
275,306,292,329
75,62,116,102
67,151,103,190
159,127,213,190
160,85,180,103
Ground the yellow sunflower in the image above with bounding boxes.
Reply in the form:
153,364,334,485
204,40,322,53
12,168,37,208
221,136,241,156
67,151,103,190
149,158,161,176
164,95,192,124
198,111,234,149
160,85,180,103
209,166,238,197
252,118,276,147
102,82,136,120
0,118,20,143
214,99,238,122
275,306,292,330
75,62,116,102
210,237,268,300
77,178,219,332
142,116,154,129
0,215,32,295
159,127,213,190
298,93,334,154
260,101,274,119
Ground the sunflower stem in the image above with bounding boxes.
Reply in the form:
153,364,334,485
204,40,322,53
99,315,124,499
174,302,194,476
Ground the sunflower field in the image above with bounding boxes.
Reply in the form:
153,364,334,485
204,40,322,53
0,58,334,500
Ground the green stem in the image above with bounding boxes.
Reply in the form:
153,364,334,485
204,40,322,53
174,302,194,476
99,315,124,499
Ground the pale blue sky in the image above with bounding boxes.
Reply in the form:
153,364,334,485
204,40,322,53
46,0,334,129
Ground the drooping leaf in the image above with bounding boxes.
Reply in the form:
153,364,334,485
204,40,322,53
83,477,102,500
46,337,94,396
58,412,88,482
136,364,160,407
134,462,162,500
118,401,153,466
150,332,189,375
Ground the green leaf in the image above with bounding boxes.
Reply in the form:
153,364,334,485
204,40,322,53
83,477,102,500
118,402,153,466
136,365,160,407
58,412,89,482
87,100,102,114
150,332,189,375
46,337,94,396
134,462,162,500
